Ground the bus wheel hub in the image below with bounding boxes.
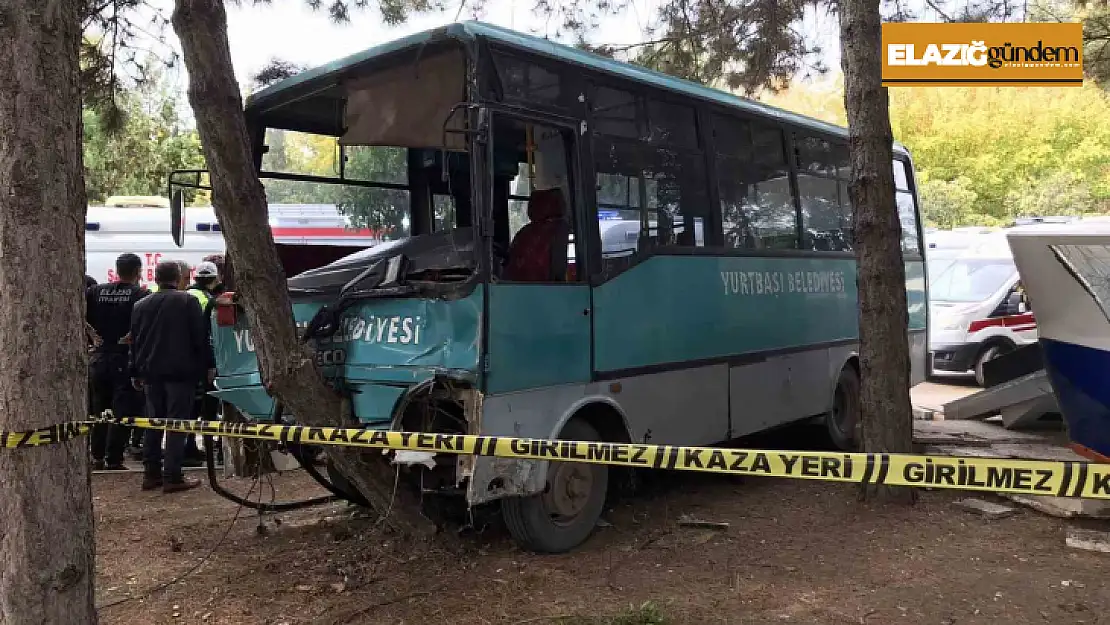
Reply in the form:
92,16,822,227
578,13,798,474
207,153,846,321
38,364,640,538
544,463,593,521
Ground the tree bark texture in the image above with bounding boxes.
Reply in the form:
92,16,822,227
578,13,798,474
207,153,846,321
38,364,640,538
170,0,435,535
0,0,99,622
839,0,917,503
220,404,276,478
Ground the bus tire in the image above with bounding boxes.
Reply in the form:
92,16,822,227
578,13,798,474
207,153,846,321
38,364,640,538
501,419,608,554
826,366,861,451
973,342,1012,387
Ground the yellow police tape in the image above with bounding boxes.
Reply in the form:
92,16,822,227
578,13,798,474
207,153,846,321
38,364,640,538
3,416,1110,500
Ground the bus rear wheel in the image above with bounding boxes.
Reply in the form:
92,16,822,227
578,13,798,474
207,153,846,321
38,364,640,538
501,419,608,554
826,366,861,451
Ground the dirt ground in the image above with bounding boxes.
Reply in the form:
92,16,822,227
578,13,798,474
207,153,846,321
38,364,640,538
93,424,1110,625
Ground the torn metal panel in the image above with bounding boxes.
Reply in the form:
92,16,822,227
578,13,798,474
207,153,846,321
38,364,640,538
456,388,483,486
467,455,544,506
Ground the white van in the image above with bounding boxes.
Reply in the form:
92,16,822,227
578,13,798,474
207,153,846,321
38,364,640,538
925,227,999,252
927,232,1033,386
85,203,385,287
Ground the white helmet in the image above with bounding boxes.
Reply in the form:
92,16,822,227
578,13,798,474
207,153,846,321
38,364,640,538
195,261,219,278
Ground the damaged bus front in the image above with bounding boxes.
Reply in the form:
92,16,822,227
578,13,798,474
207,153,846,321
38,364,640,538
171,23,606,553
216,229,484,427
214,226,490,509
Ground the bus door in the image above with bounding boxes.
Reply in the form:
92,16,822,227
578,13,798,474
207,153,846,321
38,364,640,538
482,112,593,394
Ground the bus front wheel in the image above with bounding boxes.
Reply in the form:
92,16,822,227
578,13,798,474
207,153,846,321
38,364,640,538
826,366,861,451
501,419,608,554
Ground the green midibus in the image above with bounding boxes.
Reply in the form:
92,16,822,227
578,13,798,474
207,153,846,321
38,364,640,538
175,21,927,553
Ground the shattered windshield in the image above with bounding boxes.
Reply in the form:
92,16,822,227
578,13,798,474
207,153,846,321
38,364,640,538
258,129,476,296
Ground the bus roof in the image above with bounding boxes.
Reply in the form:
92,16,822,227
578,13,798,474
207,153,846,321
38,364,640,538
246,21,910,157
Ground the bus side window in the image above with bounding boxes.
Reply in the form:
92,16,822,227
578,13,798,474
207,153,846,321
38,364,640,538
796,135,852,252
588,85,652,275
641,148,708,249
713,115,798,250
642,98,706,249
592,138,644,263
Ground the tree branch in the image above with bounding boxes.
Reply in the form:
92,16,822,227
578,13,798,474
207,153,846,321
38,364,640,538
923,0,954,21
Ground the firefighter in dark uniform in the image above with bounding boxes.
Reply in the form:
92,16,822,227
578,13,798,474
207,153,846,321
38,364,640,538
86,254,149,470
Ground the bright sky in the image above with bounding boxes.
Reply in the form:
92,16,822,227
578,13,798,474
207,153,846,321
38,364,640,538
144,0,843,98
223,0,660,84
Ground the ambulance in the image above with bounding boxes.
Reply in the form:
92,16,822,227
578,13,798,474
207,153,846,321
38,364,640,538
927,222,1086,386
85,197,388,287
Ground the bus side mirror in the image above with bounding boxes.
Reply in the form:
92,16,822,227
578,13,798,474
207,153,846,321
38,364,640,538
170,189,185,248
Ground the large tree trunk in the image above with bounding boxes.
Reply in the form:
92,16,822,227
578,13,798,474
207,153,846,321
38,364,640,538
0,0,99,621
170,0,435,535
839,0,916,503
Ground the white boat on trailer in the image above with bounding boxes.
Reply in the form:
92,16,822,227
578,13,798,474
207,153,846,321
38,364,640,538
1006,224,1110,461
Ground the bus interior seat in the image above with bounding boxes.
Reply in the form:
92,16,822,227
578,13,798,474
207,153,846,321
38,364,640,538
504,187,570,282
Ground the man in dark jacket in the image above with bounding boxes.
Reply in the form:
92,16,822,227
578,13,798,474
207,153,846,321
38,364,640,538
86,255,149,470
129,260,212,493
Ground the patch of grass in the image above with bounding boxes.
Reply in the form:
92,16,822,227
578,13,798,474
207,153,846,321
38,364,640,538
556,602,669,625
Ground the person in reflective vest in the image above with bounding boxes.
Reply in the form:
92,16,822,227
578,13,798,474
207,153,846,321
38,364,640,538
184,261,222,464
185,261,218,312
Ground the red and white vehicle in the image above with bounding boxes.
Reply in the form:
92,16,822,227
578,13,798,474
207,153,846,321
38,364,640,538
85,202,387,288
928,232,1037,386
